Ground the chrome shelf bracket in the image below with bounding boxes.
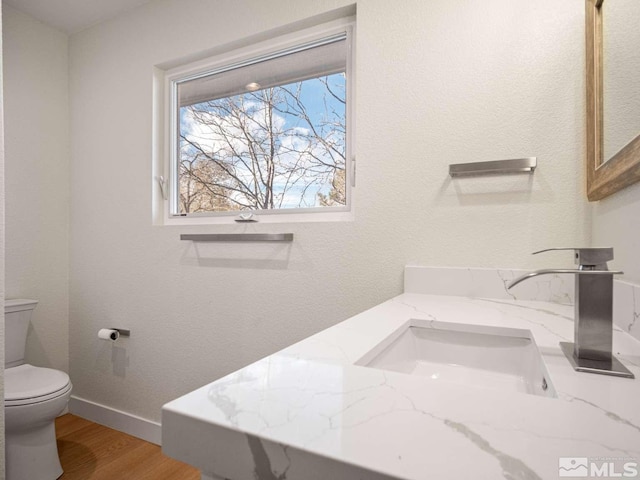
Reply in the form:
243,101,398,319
180,233,293,242
449,157,536,177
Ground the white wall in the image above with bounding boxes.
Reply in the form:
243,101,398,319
3,6,70,372
67,0,590,424
593,184,640,283
1,1,6,473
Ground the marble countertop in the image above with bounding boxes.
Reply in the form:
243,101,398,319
162,267,640,480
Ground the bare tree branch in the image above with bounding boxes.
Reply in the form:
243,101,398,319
177,73,347,213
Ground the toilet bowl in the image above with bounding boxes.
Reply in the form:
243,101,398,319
4,299,72,480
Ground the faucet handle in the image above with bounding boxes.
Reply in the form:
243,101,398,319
532,247,614,268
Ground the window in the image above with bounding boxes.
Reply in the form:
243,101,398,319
164,21,354,221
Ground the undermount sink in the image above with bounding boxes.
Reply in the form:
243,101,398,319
355,319,556,398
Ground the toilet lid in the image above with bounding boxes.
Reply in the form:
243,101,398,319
5,364,71,402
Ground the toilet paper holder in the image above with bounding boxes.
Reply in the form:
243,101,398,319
98,328,131,341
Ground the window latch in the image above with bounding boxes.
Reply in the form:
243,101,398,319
156,176,168,200
351,155,356,187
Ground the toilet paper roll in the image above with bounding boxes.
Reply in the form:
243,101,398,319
98,328,119,341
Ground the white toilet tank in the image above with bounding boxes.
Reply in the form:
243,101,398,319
4,299,38,368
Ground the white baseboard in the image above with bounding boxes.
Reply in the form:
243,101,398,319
68,395,162,445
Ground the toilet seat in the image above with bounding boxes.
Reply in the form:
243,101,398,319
5,364,71,407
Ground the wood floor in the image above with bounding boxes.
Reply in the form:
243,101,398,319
55,414,200,480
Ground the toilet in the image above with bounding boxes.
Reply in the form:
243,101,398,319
4,299,72,480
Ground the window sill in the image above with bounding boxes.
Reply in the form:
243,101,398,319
159,209,354,226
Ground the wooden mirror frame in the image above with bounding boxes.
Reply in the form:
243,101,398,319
586,0,640,201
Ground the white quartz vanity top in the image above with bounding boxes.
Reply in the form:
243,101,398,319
163,270,640,480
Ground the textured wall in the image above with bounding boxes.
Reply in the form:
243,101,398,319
3,6,70,372
593,183,640,283
67,0,590,423
1,1,6,473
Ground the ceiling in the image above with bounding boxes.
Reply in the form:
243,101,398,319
3,0,153,34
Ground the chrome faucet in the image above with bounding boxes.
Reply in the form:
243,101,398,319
508,248,633,379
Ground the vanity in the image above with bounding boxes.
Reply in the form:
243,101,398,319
162,266,640,480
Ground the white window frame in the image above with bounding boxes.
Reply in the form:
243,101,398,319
157,17,355,225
